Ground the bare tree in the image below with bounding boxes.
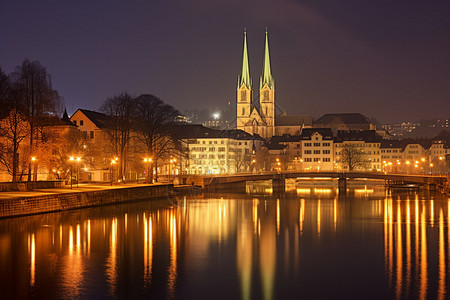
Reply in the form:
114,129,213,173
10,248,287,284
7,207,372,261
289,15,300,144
338,144,369,171
135,94,180,182
10,59,63,181
100,92,136,181
0,67,10,119
0,109,30,181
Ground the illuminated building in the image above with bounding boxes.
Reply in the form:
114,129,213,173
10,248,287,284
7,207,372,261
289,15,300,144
300,128,334,171
174,124,263,174
334,130,382,171
235,28,312,139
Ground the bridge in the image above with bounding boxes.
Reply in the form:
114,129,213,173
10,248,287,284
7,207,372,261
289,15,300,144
177,172,447,193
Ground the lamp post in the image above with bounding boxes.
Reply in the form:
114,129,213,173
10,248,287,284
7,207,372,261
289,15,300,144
31,156,37,182
110,159,117,186
144,158,152,183
76,157,81,187
69,156,74,189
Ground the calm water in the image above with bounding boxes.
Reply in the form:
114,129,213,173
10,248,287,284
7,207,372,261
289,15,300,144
0,184,449,299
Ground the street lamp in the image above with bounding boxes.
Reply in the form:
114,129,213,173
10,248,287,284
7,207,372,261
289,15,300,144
76,157,81,187
110,158,118,186
31,156,37,182
69,156,74,189
144,157,152,183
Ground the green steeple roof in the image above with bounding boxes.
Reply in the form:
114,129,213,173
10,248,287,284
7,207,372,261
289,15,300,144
238,28,252,90
260,27,274,90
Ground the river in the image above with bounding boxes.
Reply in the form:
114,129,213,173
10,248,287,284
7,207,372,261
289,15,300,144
0,182,448,299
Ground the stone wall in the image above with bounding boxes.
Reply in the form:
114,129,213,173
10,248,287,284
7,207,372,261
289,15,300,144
0,181,66,192
0,184,172,219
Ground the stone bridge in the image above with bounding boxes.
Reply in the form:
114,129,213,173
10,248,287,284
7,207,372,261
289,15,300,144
177,172,447,193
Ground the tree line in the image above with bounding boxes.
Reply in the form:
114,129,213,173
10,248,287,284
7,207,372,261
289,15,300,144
99,93,181,183
0,59,181,183
0,59,62,182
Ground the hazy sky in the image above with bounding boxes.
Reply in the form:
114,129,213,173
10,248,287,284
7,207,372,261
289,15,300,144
1,0,449,123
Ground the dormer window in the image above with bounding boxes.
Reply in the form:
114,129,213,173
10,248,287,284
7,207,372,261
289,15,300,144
80,120,84,126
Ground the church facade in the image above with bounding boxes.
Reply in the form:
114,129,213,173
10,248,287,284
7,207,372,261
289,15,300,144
236,28,275,139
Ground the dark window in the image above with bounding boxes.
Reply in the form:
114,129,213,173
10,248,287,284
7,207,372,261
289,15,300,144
80,120,84,126
241,90,246,101
90,131,94,139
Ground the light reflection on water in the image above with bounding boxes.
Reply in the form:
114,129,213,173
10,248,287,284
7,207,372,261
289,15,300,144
0,185,449,299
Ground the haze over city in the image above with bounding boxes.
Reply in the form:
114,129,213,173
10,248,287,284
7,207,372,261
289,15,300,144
1,0,450,123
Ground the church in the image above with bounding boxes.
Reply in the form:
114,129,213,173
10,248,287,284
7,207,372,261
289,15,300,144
236,28,312,139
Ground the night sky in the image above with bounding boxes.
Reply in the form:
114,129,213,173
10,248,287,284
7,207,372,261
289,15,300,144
1,0,450,123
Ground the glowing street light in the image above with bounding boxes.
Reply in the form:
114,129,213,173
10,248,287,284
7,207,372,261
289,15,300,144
110,158,118,186
69,156,74,189
144,157,152,183
30,156,37,182
76,157,81,187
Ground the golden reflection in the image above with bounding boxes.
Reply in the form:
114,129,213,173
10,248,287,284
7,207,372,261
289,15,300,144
144,213,153,287
396,203,402,299
415,197,420,271
60,224,62,250
430,200,434,227
276,199,280,235
438,209,445,300
62,224,83,298
384,198,388,275
314,188,332,194
333,198,337,232
125,213,128,234
419,207,427,300
69,225,74,254
388,199,393,284
106,218,118,296
260,211,276,300
253,199,258,234
237,211,253,300
317,200,321,235
354,188,374,193
76,224,81,254
299,199,305,234
87,219,91,256
297,188,311,195
30,233,35,287
168,211,177,298
406,200,411,295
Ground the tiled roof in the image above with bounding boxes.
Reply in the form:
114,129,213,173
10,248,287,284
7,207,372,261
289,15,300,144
335,130,381,143
300,128,334,140
269,134,303,143
172,124,263,141
74,109,109,128
315,113,372,125
275,115,313,126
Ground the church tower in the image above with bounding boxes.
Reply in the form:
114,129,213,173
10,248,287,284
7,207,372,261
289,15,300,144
259,28,275,138
236,29,252,132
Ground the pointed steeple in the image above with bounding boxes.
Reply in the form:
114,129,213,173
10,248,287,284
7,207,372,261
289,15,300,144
238,28,252,90
62,108,69,122
260,27,274,90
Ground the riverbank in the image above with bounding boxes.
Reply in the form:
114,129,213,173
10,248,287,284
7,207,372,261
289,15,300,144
0,183,174,219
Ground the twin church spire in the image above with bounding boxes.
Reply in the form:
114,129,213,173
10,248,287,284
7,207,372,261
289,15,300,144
260,28,274,90
236,28,275,139
238,28,274,91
